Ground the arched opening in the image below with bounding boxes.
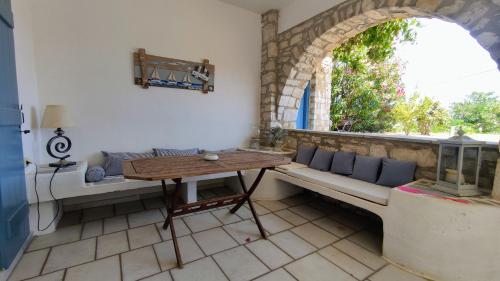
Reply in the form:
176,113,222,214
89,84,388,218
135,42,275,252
273,0,500,130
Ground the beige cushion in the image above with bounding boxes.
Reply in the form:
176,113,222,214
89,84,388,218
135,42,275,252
285,167,390,205
276,162,308,172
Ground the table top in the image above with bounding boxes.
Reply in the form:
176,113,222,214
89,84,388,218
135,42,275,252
123,151,290,181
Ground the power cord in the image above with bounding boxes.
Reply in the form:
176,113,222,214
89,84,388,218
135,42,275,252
33,163,61,232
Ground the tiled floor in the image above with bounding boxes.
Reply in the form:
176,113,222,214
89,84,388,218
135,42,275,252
9,189,429,281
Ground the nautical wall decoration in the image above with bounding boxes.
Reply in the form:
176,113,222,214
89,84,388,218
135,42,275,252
133,48,214,93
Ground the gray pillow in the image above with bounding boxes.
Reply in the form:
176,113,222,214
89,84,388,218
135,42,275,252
330,151,356,175
153,148,199,157
309,149,335,171
351,156,382,183
376,158,416,187
102,151,154,176
296,145,317,165
85,166,105,182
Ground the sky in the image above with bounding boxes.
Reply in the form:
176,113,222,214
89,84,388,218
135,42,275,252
395,18,500,109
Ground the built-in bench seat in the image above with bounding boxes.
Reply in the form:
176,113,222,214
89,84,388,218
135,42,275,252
282,164,390,205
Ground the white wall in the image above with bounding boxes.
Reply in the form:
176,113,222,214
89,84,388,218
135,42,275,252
278,0,343,32
18,0,261,165
12,0,41,163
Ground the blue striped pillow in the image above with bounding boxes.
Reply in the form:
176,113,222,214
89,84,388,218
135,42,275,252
153,148,199,157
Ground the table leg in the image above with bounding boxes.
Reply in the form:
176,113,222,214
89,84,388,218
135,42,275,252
230,169,267,238
162,179,183,268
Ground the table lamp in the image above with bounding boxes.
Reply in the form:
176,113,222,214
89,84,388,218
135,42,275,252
41,105,76,167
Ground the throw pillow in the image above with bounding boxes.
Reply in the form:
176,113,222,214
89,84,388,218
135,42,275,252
85,166,105,182
153,148,200,157
102,151,154,176
295,145,317,165
376,158,417,187
309,148,335,171
351,156,382,183
330,151,356,175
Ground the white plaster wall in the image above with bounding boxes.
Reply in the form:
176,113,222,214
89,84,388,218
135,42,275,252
12,0,41,163
23,0,261,165
278,0,344,32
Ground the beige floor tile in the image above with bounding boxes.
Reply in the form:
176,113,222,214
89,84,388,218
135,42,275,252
268,231,316,259
121,246,160,281
128,209,164,228
192,227,238,255
143,197,165,210
153,236,205,271
257,213,293,234
128,224,161,249
333,239,386,270
223,220,262,244
28,225,81,251
370,265,426,281
256,200,288,212
348,230,383,255
246,239,292,270
285,253,357,281
9,248,49,281
211,208,242,224
65,255,120,281
156,219,191,241
170,257,228,281
82,205,114,222
274,209,308,226
312,217,355,238
97,231,129,259
291,223,338,248
23,271,64,281
213,246,269,281
280,194,310,206
329,212,366,231
254,268,296,281
253,203,271,215
103,215,128,234
319,246,373,280
141,271,172,281
183,212,222,233
81,220,103,239
234,205,253,219
115,200,144,215
289,205,325,221
43,238,96,274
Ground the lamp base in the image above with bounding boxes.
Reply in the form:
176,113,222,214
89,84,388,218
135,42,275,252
49,160,76,168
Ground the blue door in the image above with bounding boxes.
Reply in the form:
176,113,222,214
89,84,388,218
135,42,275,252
0,0,30,270
296,81,310,129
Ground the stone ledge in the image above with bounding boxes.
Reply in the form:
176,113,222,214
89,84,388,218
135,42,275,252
288,129,498,148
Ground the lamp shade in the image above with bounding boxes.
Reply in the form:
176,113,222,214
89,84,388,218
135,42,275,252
41,105,75,128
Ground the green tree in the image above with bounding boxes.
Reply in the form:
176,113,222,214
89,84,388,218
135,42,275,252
393,93,449,135
451,92,500,133
330,19,418,132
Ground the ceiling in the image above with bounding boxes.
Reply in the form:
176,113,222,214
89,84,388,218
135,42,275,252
219,0,295,14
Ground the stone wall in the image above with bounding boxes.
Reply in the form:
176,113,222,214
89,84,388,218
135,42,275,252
284,129,499,192
308,57,332,131
259,0,500,130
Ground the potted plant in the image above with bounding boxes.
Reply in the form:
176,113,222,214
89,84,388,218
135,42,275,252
269,126,288,150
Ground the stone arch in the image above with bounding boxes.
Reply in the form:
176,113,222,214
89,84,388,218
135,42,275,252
269,0,500,129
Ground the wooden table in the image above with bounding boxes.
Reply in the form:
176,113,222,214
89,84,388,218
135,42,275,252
123,151,290,268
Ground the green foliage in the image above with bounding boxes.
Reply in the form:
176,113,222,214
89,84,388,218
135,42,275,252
330,19,418,132
451,92,500,133
393,94,449,135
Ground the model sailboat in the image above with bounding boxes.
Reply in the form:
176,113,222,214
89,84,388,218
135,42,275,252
180,73,192,87
149,65,162,85
166,72,177,86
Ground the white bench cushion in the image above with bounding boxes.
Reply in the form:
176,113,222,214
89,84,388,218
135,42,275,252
284,167,390,205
